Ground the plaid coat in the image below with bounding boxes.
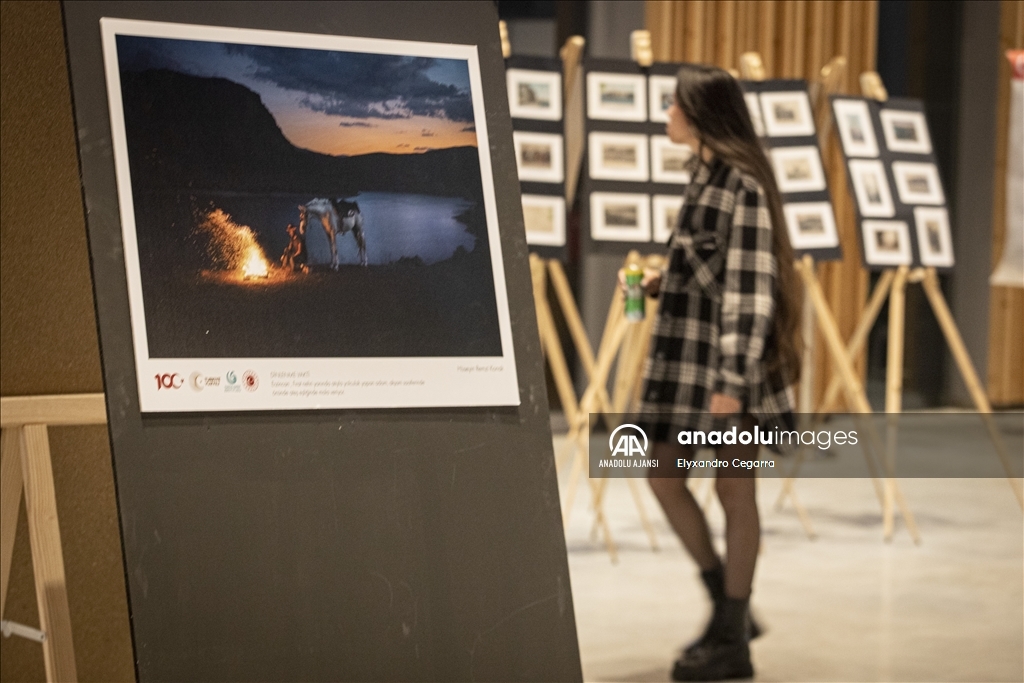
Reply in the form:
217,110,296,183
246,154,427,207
639,157,796,443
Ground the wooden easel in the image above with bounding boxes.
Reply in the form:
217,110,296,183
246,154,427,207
1,393,105,683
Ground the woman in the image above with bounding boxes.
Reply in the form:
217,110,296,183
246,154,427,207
632,65,800,681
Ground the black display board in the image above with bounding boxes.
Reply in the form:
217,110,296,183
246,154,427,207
63,2,581,681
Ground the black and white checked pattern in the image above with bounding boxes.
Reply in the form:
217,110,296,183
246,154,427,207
639,157,796,443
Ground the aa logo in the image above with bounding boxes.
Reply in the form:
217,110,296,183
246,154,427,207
609,424,648,458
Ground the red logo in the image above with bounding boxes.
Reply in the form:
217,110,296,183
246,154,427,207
155,373,183,390
243,370,259,392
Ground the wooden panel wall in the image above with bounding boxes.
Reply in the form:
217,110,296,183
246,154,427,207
987,0,1024,406
646,0,879,407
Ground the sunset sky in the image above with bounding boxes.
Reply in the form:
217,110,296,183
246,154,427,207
116,35,478,156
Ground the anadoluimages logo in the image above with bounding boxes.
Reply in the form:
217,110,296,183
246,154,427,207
243,370,259,392
609,424,648,458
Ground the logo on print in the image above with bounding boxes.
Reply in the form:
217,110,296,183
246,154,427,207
609,424,648,458
243,370,259,392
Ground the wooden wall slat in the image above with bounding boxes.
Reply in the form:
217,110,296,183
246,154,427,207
685,1,706,63
717,0,737,69
758,1,777,76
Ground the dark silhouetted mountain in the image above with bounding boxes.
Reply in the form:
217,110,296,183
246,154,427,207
120,69,484,198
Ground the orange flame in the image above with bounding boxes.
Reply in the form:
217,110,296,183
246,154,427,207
196,208,272,279
242,247,270,279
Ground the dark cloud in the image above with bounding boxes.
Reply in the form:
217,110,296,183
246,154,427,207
414,146,430,152
339,121,372,127
421,129,435,137
461,124,476,133
227,46,474,122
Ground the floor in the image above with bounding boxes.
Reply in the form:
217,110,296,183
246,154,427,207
555,430,1024,683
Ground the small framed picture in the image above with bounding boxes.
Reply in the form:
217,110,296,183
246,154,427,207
892,161,945,205
652,194,684,243
587,72,647,121
770,146,826,193
650,135,693,184
782,202,840,250
848,159,895,217
744,92,766,137
590,192,651,242
879,109,932,155
588,132,649,182
648,75,677,123
862,220,913,266
913,207,954,267
513,131,564,183
833,98,879,158
759,91,815,137
506,68,563,121
521,194,567,247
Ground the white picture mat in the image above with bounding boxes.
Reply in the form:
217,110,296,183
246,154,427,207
879,109,932,154
100,17,519,411
521,194,567,247
650,135,693,184
892,161,945,205
849,159,896,217
744,92,765,137
588,131,650,182
590,192,652,242
760,90,816,137
652,194,684,243
782,202,841,250
863,220,913,266
648,75,677,123
513,131,564,183
587,72,647,121
833,98,879,158
770,145,827,193
506,68,562,120
913,206,954,267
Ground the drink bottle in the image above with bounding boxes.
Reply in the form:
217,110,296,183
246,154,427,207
624,263,645,322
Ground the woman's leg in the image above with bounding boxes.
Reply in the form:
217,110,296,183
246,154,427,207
648,442,719,571
714,421,761,599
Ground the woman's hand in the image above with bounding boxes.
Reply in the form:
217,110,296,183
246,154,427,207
617,267,663,296
709,393,741,416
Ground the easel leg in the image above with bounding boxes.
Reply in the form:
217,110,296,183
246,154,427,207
883,267,908,541
19,425,78,683
1,428,23,619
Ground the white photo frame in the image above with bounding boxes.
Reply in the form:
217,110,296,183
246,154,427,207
506,68,563,121
587,72,647,121
770,146,827,193
648,75,677,123
759,91,816,137
833,98,879,158
652,194,684,243
521,194,567,247
892,161,945,205
588,132,649,182
513,131,564,183
879,109,932,155
862,220,913,266
590,192,651,242
744,92,765,137
650,135,693,184
782,202,841,250
913,207,954,267
849,159,895,217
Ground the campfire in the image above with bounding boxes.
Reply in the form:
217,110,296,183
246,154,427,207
242,247,270,279
195,207,273,282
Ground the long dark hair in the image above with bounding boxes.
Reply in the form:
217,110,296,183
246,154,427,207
674,63,801,381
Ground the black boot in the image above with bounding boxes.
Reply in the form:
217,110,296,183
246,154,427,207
684,568,762,657
672,597,754,682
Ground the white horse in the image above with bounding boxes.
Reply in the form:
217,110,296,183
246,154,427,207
298,198,367,268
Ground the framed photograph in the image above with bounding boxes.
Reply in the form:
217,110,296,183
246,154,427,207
100,18,518,411
587,72,647,121
513,131,564,183
759,90,816,137
648,75,677,123
506,68,562,121
744,92,766,137
588,132,650,182
848,159,896,217
769,146,826,193
521,194,566,247
782,202,840,250
892,161,945,205
879,109,932,155
913,207,954,267
650,135,693,184
833,98,879,158
590,192,651,242
652,194,684,243
862,220,913,267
